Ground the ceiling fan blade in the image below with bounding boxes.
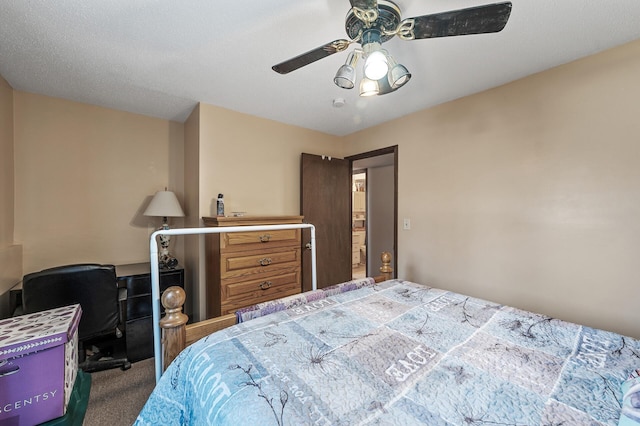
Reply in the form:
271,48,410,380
349,0,378,10
272,39,351,74
406,2,512,40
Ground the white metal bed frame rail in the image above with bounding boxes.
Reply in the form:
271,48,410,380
149,223,317,382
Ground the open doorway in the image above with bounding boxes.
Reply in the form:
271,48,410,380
352,170,367,279
347,146,397,279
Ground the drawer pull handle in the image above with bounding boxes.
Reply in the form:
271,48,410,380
259,257,272,266
259,281,273,290
259,234,271,242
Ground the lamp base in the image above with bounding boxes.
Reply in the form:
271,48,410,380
159,254,179,270
158,222,179,269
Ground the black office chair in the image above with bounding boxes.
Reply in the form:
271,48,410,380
22,264,131,372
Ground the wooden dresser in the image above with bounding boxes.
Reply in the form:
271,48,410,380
203,215,304,318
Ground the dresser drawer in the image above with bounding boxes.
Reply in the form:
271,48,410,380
221,271,301,314
223,270,299,299
221,247,301,280
221,229,300,253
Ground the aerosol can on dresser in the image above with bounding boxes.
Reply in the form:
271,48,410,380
217,193,224,216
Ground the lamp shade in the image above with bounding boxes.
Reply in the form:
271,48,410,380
334,64,356,89
388,56,411,90
359,77,380,97
144,191,185,218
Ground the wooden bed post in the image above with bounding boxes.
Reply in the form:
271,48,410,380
379,251,393,281
160,286,189,371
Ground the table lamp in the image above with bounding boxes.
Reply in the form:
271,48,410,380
144,189,185,269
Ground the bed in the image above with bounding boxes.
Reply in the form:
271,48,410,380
135,254,640,425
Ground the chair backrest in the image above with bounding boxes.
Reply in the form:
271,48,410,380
22,264,120,341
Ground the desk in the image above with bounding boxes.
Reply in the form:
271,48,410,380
116,263,185,362
7,263,185,363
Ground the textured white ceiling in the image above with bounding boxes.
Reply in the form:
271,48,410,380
1,0,639,136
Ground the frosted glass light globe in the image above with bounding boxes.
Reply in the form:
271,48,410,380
364,51,388,80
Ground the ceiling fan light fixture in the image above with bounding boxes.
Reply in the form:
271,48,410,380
334,65,356,89
361,29,389,81
359,77,379,97
364,49,389,80
388,57,411,89
334,51,360,89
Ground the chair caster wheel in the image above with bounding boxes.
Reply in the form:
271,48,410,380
121,361,132,371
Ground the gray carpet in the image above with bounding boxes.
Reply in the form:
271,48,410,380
83,358,156,426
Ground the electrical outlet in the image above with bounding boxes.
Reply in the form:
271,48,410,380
403,218,411,230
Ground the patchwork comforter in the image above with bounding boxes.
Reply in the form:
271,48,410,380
135,279,640,425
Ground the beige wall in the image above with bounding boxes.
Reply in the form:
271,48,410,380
0,76,13,246
187,103,342,318
0,75,22,309
13,92,184,273
182,104,201,317
344,39,640,339
197,103,342,218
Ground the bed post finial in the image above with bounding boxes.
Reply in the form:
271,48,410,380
380,251,393,281
160,286,189,371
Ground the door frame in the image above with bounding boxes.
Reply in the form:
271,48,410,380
346,145,398,276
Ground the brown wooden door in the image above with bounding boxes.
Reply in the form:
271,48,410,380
300,153,351,291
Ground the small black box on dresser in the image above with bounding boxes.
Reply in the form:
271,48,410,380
116,263,185,362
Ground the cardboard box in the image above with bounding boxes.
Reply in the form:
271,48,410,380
0,304,81,426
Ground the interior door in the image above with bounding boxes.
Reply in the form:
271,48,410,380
300,153,351,291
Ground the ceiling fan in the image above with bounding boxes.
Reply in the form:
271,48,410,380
272,0,512,96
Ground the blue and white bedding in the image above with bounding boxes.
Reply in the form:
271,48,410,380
135,279,640,425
